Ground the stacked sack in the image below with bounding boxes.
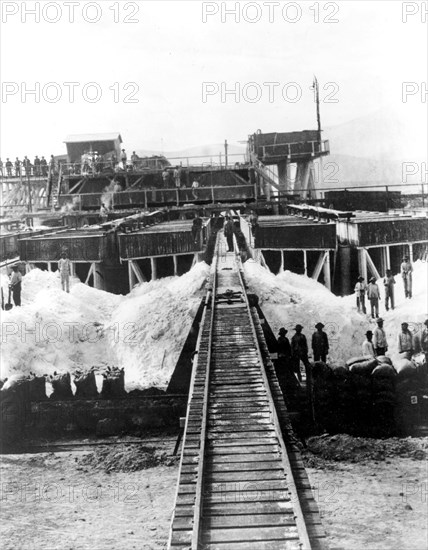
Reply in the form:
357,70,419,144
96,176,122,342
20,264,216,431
311,361,335,431
390,351,425,433
346,356,378,435
371,356,396,436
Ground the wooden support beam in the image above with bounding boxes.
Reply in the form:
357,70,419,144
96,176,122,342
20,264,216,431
408,243,414,262
279,250,284,273
385,246,391,270
94,266,104,290
323,251,331,291
358,248,367,282
85,263,95,285
47,262,52,272
365,249,381,281
312,251,327,281
128,261,136,290
151,257,157,280
173,255,178,276
303,250,308,276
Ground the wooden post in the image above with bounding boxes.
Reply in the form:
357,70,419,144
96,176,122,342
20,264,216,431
365,249,381,280
94,264,103,290
128,261,136,290
279,250,284,273
173,255,178,276
47,262,52,272
385,245,391,270
303,250,307,276
323,251,331,290
408,243,413,262
151,257,157,280
358,248,367,282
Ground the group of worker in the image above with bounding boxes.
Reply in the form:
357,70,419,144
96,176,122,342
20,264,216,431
275,316,428,385
363,318,428,360
354,256,413,317
5,252,72,308
276,322,329,382
0,156,56,178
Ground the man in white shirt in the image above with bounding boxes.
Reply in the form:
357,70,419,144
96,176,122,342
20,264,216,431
58,252,71,293
398,322,413,356
400,256,413,299
373,318,388,356
354,276,367,314
362,330,375,357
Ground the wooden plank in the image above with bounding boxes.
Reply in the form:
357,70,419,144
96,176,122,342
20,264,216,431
206,470,286,482
201,541,301,550
201,526,299,543
203,514,296,529
203,500,294,515
208,461,283,473
206,444,279,455
204,489,290,504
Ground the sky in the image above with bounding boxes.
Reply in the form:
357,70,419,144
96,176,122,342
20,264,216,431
0,0,427,159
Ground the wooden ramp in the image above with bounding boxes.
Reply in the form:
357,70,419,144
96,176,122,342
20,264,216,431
168,233,328,550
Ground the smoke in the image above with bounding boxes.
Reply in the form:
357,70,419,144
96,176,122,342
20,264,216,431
100,179,116,209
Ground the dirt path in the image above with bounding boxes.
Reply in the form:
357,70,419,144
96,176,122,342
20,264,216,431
0,437,427,550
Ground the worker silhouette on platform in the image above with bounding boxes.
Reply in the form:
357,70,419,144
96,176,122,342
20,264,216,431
400,256,413,299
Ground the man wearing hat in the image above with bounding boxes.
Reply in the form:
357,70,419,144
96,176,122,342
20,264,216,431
373,318,388,356
398,322,413,356
383,269,395,311
277,328,291,363
421,320,428,372
291,324,310,383
362,330,375,358
311,322,329,362
9,265,23,306
400,256,413,299
275,328,291,391
354,276,367,314
367,276,381,319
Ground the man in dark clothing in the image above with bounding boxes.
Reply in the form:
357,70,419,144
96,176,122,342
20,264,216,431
6,158,13,177
277,327,291,363
23,156,31,176
291,324,311,382
15,158,21,177
311,322,329,362
275,327,292,394
40,156,48,176
34,156,41,176
9,266,22,306
191,213,203,244
223,216,235,252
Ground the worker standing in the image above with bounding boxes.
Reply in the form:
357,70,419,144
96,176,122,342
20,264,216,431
9,266,23,306
311,322,329,362
362,330,375,358
291,324,311,383
421,320,428,373
383,269,395,311
373,318,388,356
58,252,71,293
400,256,413,299
398,322,413,356
191,212,203,244
120,149,127,170
367,277,380,319
223,216,235,252
354,276,367,314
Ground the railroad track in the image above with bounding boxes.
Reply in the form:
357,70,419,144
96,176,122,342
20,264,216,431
168,232,328,550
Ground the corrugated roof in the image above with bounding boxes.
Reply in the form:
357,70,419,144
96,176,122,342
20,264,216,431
64,133,123,143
